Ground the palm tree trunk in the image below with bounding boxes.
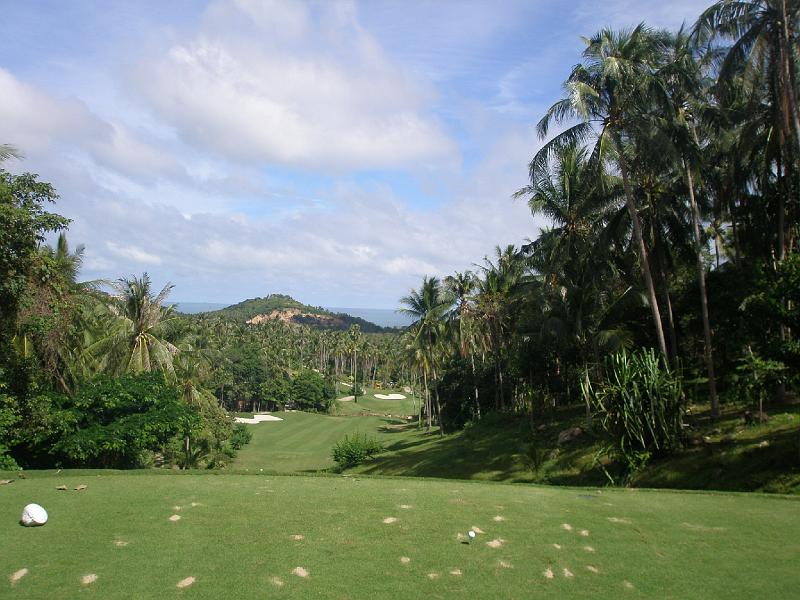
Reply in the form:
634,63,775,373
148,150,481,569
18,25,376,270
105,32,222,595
423,369,431,432
470,352,481,420
432,365,444,436
616,141,669,359
685,159,719,418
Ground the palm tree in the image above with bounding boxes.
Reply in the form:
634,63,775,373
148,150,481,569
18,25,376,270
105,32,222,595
85,273,179,377
399,276,451,434
475,246,526,410
655,29,721,415
444,271,482,420
534,25,671,359
696,1,800,262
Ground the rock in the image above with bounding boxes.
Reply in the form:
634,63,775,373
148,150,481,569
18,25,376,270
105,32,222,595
557,426,583,445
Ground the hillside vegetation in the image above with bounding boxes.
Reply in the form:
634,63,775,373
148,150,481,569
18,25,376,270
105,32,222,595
203,294,395,333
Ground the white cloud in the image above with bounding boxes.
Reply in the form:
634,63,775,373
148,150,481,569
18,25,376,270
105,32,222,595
0,67,183,182
131,0,457,170
107,242,163,266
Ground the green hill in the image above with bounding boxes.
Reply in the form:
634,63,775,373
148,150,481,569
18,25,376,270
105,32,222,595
201,294,395,333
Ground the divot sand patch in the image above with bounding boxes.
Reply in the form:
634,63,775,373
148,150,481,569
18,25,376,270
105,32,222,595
552,543,562,550
586,565,600,574
176,576,195,589
561,523,573,531
383,517,398,524
563,568,574,578
450,568,463,576
583,546,595,553
10,568,28,584
471,526,485,534
173,506,182,511
114,540,129,547
400,557,411,565
608,517,632,524
190,502,202,507
169,514,181,522
270,576,284,587
579,529,590,536
623,580,635,589
400,504,413,509
427,572,440,580
81,574,98,585
493,515,506,522
543,567,554,580
498,560,513,569
291,534,305,540
292,567,309,578
486,538,504,548
75,484,87,491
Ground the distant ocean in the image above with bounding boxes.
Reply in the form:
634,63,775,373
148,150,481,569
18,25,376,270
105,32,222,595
170,302,231,314
172,302,410,328
326,307,411,328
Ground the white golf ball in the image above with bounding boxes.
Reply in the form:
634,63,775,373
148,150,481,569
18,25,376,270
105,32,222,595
468,530,476,539
21,503,48,527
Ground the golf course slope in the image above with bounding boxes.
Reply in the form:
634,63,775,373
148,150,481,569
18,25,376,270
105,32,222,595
2,471,798,598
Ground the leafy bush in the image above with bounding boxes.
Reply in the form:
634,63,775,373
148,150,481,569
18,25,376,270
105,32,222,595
331,433,383,470
292,370,331,412
584,349,685,479
229,423,252,450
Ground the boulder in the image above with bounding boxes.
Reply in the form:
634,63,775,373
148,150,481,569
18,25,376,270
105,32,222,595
557,426,584,445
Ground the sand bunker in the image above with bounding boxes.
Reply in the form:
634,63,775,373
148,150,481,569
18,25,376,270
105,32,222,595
176,577,195,588
234,414,284,424
338,396,355,402
374,393,406,400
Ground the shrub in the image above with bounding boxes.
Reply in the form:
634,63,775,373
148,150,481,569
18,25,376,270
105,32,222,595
584,348,685,479
229,423,252,450
331,433,383,470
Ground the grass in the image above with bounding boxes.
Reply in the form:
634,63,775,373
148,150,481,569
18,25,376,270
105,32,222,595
2,470,798,599
349,402,800,494
332,387,419,417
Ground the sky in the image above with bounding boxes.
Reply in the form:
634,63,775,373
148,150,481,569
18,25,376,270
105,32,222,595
0,0,711,308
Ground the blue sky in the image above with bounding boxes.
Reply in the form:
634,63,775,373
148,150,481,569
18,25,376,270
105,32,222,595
0,0,710,308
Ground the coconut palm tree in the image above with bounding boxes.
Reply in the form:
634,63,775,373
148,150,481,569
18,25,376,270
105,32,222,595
534,25,671,360
85,273,179,377
444,271,482,420
399,276,451,433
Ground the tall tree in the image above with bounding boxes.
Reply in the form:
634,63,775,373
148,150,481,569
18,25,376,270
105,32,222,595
534,25,671,359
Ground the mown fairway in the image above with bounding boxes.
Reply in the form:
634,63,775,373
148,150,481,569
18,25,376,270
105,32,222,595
232,391,417,473
1,471,798,599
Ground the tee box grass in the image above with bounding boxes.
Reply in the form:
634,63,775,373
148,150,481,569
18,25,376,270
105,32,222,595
2,471,799,599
